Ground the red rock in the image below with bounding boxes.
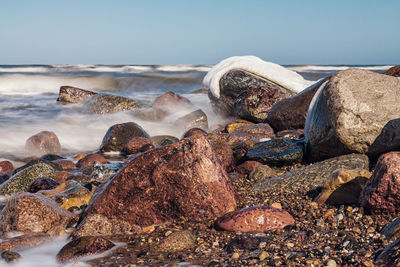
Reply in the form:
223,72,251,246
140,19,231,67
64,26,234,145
76,154,109,169
235,161,262,175
0,233,51,251
182,128,207,139
58,86,97,104
208,139,235,172
55,171,73,183
227,123,275,148
0,161,13,175
53,159,75,170
123,137,156,155
217,206,295,233
81,135,237,227
360,152,400,214
28,177,60,193
152,91,192,109
24,131,61,156
384,66,400,77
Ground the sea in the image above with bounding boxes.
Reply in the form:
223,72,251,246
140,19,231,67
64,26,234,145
0,63,393,266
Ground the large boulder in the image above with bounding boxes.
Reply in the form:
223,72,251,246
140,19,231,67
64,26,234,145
24,131,61,156
81,135,237,227
58,86,97,104
82,93,142,114
384,66,400,77
305,69,400,162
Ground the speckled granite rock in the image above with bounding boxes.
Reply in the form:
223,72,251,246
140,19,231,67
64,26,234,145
58,86,97,104
151,230,196,253
82,93,142,114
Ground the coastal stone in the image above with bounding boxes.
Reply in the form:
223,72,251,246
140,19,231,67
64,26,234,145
130,107,168,122
381,218,400,241
225,121,254,133
40,153,65,161
76,154,109,169
182,128,207,139
276,129,304,139
55,171,72,183
151,135,179,146
305,69,400,162
234,86,290,123
0,174,9,185
267,78,327,131
235,161,262,175
0,163,56,196
208,69,295,117
151,91,192,109
232,139,258,162
254,153,369,192
0,160,13,175
216,206,295,233
174,109,208,132
86,162,124,183
226,124,275,149
82,93,142,114
100,122,150,153
81,135,237,227
0,233,51,251
384,66,400,77
151,230,196,253
123,137,156,155
208,139,235,172
28,177,60,193
314,169,371,205
13,159,62,175
245,138,303,167
66,175,92,185
360,152,400,214
248,165,279,183
374,239,400,266
58,85,97,104
71,214,139,239
53,159,75,170
1,250,21,263
24,131,61,156
0,192,74,236
56,236,115,263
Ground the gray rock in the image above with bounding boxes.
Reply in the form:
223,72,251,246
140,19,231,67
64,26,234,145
175,109,208,132
305,69,400,162
381,218,400,241
58,86,97,104
82,93,142,114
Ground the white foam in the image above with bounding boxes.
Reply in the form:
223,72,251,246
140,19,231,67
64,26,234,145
156,65,211,72
203,56,314,98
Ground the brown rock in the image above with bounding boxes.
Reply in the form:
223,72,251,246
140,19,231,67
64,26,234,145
24,131,61,156
151,135,179,146
217,206,295,233
58,86,97,104
55,171,73,183
225,121,254,133
360,152,400,214
53,159,75,170
182,128,207,139
375,239,400,266
28,177,60,193
82,93,142,115
152,91,192,109
151,230,196,253
209,139,235,172
123,137,156,155
0,233,51,251
235,161,262,175
76,154,109,169
175,109,208,132
81,135,237,227
56,236,115,263
227,123,275,148
248,165,279,183
0,161,13,175
0,192,74,236
385,66,400,77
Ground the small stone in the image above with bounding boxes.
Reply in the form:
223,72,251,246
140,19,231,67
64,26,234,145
76,154,108,169
142,225,155,234
0,161,14,176
326,259,337,267
232,252,240,260
270,202,282,209
259,251,269,261
151,230,196,253
165,230,172,237
225,121,254,133
1,250,21,262
286,242,295,248
335,214,344,222
310,202,318,209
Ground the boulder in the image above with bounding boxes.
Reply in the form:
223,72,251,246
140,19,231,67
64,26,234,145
100,122,150,153
267,78,328,131
151,91,192,109
76,154,109,169
305,69,400,162
0,192,74,236
0,163,56,196
216,206,295,233
374,239,400,266
151,230,196,254
24,131,61,156
384,66,400,77
28,177,60,193
81,135,237,227
174,109,208,132
123,137,156,155
12,159,62,175
360,152,400,214
58,86,97,104
0,233,51,251
234,86,291,123
0,161,13,175
82,93,142,114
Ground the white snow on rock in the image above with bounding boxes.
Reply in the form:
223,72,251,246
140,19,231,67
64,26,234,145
203,56,314,98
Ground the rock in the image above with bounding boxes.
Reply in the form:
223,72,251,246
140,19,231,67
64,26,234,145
0,233,51,251
174,109,208,132
151,230,196,253
13,159,62,175
85,162,124,183
248,165,279,183
208,69,296,117
55,171,73,183
1,250,21,263
24,131,61,156
208,139,235,172
71,214,139,239
130,107,168,122
0,192,74,236
232,139,258,162
151,91,192,109
100,122,150,153
245,138,303,167
305,69,400,162
40,154,65,161
276,129,304,139
227,123,275,148
234,86,291,123
384,66,400,77
360,152,400,214
58,85,97,104
182,128,207,139
314,169,371,205
28,177,60,193
235,161,262,175
374,239,400,266
216,206,295,233
53,159,75,170
82,93,142,114
123,137,156,155
0,163,56,196
151,135,179,146
76,154,109,169
267,78,327,131
56,236,115,263
189,89,208,94
225,121,254,133
381,218,400,241
81,135,237,227
254,153,369,192
0,160,13,175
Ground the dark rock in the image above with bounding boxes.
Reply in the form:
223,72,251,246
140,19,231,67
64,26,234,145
182,128,207,139
151,135,179,146
58,86,97,104
384,66,400,77
245,138,303,167
1,250,21,263
56,236,115,263
381,218,400,241
254,153,369,192
216,206,295,233
0,175,9,185
81,135,237,227
227,124,275,149
76,154,109,169
124,137,156,155
0,233,51,251
100,122,150,153
0,192,74,236
28,177,60,193
151,230,196,253
40,153,65,161
0,161,13,175
234,86,290,123
152,91,192,109
175,109,208,132
82,93,142,114
235,161,262,175
232,139,258,162
24,131,61,156
375,239,400,266
360,152,400,214
267,78,327,131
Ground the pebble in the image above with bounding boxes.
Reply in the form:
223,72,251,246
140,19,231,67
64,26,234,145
259,251,269,261
325,259,337,267
232,252,240,260
1,251,21,262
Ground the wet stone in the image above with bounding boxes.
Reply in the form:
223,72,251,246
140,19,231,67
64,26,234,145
24,131,61,156
28,177,60,193
151,230,196,254
1,250,21,263
58,85,97,104
0,161,14,175
76,154,109,169
82,93,142,115
151,135,179,146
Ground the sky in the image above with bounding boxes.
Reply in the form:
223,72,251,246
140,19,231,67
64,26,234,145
0,0,399,65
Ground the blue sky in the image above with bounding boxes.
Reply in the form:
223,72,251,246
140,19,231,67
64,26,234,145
0,0,399,65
